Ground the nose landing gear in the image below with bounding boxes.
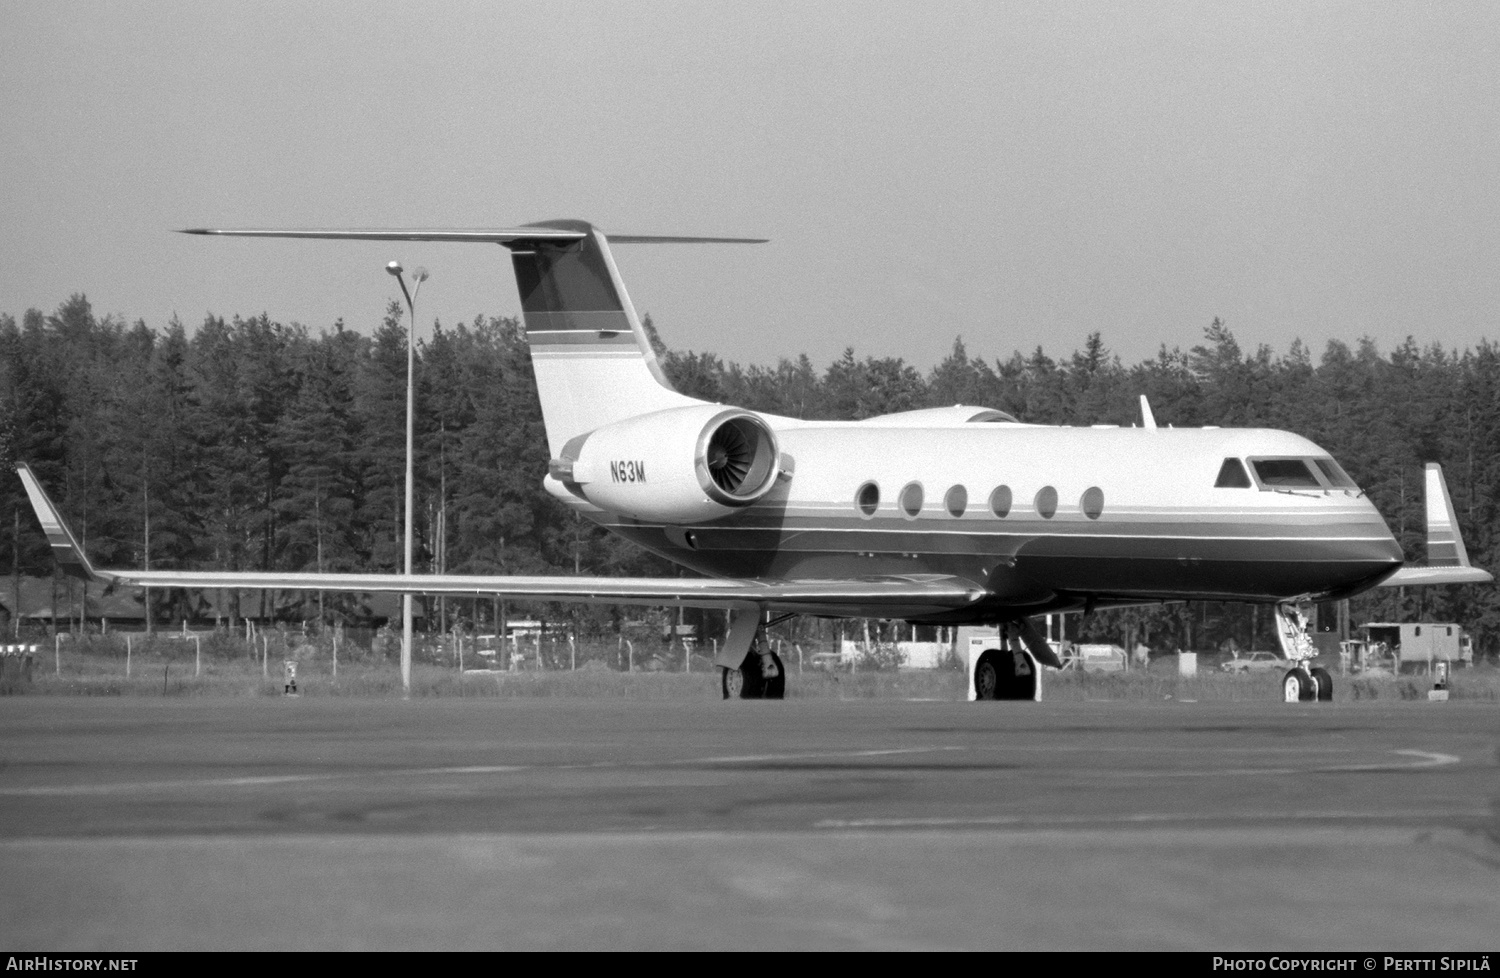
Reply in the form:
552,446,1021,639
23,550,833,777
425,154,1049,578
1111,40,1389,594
1282,667,1314,702
1275,603,1334,703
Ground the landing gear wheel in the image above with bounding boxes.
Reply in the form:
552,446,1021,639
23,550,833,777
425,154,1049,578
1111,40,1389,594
974,652,999,701
1311,667,1334,703
724,651,768,699
763,651,786,700
1282,668,1315,703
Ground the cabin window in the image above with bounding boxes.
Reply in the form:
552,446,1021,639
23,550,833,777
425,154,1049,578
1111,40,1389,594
856,481,879,518
1035,486,1058,519
1314,458,1358,489
1215,458,1252,488
945,485,967,518
1251,458,1321,489
1081,486,1104,520
990,485,1012,518
899,482,924,518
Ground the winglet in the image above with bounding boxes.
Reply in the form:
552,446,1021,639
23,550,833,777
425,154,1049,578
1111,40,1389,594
15,463,101,581
1423,463,1471,567
1378,462,1492,587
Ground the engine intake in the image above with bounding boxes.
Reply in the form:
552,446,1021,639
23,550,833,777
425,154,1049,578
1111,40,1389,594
697,414,779,505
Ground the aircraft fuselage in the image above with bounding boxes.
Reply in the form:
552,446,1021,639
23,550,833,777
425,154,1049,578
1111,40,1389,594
556,421,1403,622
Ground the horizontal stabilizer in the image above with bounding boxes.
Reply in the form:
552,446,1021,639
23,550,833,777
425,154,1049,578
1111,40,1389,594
179,228,766,246
606,234,769,244
180,228,587,244
1378,462,1492,587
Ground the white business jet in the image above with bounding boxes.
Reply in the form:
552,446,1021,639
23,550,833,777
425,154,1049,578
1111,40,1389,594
16,220,1491,703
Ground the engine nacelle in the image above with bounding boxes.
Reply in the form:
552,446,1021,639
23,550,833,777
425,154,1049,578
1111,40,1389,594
549,405,781,523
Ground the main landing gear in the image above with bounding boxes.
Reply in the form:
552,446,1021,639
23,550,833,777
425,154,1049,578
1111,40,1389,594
721,638,786,700
716,608,788,700
971,622,1046,701
1274,603,1334,704
972,647,1038,701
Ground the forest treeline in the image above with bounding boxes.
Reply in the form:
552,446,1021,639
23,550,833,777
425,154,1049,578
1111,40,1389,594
2,294,1498,656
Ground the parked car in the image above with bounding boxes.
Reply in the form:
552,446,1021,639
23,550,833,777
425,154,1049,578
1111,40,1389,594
1220,651,1283,674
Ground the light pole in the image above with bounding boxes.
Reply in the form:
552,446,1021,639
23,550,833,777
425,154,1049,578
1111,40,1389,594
387,261,428,697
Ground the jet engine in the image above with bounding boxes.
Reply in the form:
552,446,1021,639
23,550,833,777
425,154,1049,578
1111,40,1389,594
548,405,782,523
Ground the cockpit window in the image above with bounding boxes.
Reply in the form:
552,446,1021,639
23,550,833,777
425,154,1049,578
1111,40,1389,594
1314,458,1358,489
1251,458,1321,488
1214,458,1252,488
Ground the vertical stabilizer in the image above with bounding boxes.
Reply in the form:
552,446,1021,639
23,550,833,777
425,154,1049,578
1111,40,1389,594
505,221,702,454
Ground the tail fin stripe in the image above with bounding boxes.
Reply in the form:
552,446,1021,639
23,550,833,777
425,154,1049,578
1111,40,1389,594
524,324,639,347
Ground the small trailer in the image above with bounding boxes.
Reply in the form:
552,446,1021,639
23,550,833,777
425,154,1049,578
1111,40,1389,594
1356,622,1471,674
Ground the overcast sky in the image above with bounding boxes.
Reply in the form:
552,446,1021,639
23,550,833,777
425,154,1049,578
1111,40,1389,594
3,1,1497,371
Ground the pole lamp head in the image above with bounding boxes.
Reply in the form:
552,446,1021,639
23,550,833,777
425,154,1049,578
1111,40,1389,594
412,266,429,283
385,261,403,278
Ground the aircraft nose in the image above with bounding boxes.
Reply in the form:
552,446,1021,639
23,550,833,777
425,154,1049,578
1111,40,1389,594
1362,498,1404,564
1325,502,1405,595
1364,497,1406,563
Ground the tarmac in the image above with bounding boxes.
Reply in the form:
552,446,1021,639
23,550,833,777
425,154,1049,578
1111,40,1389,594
0,696,1496,950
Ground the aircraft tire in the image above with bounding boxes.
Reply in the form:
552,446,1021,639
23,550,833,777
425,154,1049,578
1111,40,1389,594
725,651,767,699
1282,668,1315,703
974,652,1000,701
1311,667,1334,703
763,651,786,700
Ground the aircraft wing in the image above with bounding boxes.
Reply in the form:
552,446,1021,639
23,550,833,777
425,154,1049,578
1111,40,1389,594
53,568,986,614
16,463,984,615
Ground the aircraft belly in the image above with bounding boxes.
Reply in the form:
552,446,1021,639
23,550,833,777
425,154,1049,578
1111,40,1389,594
605,522,1053,603
1010,529,1401,597
1014,555,1395,600
599,510,1401,607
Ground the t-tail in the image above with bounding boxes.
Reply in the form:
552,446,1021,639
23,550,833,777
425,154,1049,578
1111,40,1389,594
179,220,766,455
508,220,705,453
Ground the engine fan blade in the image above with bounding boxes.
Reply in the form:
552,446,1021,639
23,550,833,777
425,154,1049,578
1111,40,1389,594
708,424,754,491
